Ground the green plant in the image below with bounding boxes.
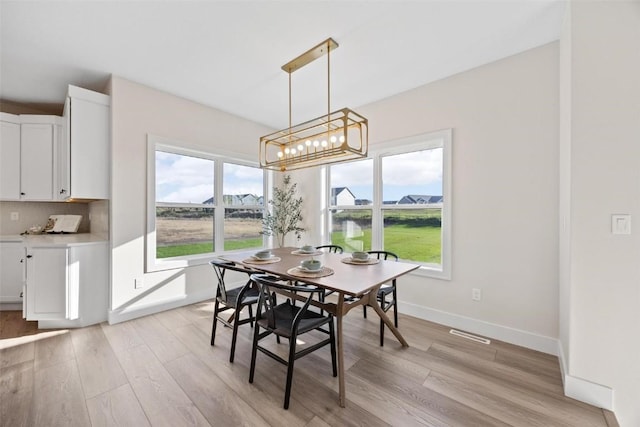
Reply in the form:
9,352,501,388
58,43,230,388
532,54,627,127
261,175,305,247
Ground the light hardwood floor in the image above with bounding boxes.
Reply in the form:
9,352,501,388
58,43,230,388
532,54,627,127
0,303,618,427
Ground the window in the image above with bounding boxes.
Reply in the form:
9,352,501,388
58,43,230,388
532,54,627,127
327,129,451,279
147,136,266,271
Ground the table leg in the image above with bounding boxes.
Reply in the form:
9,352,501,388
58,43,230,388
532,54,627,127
336,293,346,407
369,295,409,347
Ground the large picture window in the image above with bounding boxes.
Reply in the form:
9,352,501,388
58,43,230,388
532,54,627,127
147,136,266,271
327,129,451,279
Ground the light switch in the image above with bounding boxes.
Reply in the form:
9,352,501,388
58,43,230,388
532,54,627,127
611,214,631,235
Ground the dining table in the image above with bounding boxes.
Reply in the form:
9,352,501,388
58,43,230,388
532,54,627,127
221,246,420,407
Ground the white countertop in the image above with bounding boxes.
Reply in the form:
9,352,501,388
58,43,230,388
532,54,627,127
0,233,108,246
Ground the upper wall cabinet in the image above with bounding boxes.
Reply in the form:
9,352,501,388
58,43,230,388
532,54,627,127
58,85,110,200
0,113,63,201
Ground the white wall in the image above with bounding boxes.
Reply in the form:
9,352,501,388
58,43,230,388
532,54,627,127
109,77,273,317
345,43,560,351
563,2,640,425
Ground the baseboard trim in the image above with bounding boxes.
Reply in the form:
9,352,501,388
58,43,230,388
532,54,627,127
399,301,558,355
108,287,215,325
557,342,614,411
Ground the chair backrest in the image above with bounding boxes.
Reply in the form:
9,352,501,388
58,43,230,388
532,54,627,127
209,258,255,302
250,274,325,331
316,244,343,254
367,250,399,261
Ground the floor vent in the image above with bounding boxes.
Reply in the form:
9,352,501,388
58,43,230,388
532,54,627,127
449,329,491,345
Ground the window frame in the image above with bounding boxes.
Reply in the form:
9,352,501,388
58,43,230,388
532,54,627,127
326,128,452,280
146,135,267,272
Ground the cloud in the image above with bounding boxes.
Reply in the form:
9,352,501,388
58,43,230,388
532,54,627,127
156,152,263,203
330,148,443,188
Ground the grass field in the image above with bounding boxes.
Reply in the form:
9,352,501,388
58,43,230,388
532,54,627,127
156,217,440,264
331,224,441,263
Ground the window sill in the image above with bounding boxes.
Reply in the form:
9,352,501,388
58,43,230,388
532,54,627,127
410,265,451,281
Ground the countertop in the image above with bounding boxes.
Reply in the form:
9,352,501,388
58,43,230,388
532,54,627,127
0,233,108,247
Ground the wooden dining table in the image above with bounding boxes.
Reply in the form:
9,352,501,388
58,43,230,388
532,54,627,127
221,246,420,407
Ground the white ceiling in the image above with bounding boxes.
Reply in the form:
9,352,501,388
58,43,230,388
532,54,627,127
0,1,565,129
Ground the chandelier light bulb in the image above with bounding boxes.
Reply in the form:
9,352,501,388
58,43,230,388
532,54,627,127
313,140,320,147
305,140,312,146
321,140,328,148
277,151,283,158
297,144,304,151
330,135,337,144
339,135,345,143
290,148,297,155
284,147,290,154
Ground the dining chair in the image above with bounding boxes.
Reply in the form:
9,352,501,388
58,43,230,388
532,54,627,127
209,258,260,363
363,250,399,346
249,273,337,410
315,244,343,254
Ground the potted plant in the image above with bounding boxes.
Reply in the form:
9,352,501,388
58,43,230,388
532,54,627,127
261,175,305,247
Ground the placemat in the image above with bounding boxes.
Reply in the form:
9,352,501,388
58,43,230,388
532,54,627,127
243,256,282,265
286,266,334,278
341,257,380,265
291,250,322,256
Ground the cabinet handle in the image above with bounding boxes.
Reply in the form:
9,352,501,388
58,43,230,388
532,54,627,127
60,189,67,194
26,255,33,258
20,192,25,196
20,258,24,263
20,292,24,298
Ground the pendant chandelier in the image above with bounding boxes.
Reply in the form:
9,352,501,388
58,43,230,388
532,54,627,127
259,38,368,171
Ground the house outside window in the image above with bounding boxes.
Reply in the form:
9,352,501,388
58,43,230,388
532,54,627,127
146,136,266,272
327,129,451,279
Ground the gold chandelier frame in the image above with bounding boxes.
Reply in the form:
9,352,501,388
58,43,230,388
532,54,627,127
259,38,368,171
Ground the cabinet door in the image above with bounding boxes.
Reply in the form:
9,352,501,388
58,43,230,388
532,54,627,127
57,97,71,200
0,120,21,200
20,123,54,200
25,247,68,320
69,97,109,199
0,243,25,303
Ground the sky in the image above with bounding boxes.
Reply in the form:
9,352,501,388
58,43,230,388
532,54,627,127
155,152,263,204
330,148,443,201
156,147,442,204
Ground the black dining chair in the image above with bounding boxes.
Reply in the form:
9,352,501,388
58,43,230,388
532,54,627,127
363,250,399,346
209,258,260,363
315,244,343,254
249,273,337,410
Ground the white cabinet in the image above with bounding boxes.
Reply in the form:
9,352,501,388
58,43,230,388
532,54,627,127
22,240,108,326
0,114,22,199
25,247,74,320
0,113,62,201
58,85,110,200
0,242,25,304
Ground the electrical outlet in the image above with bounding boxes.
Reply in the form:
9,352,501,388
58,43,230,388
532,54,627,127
10,212,19,221
134,278,143,289
472,288,481,301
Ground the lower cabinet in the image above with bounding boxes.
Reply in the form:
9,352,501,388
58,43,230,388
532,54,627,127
0,242,25,304
25,247,75,320
22,242,108,326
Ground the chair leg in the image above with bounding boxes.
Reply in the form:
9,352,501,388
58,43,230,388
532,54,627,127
283,336,297,409
248,304,254,327
393,287,398,327
363,305,367,319
230,307,240,363
380,318,385,346
211,299,220,346
249,323,260,384
329,318,337,377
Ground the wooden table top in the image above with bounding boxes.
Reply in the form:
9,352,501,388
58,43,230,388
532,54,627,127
221,247,420,297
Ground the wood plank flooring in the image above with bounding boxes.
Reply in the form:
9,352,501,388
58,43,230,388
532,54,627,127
0,304,618,427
